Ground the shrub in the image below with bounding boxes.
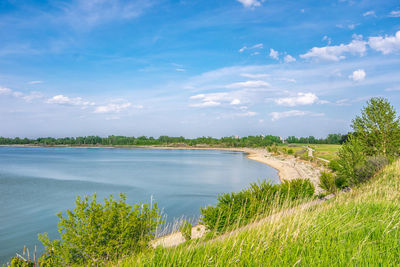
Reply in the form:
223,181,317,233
319,172,336,193
38,193,162,266
287,149,294,155
200,179,314,233
328,159,340,172
355,156,389,184
279,179,315,201
337,135,366,186
8,257,34,267
179,220,192,241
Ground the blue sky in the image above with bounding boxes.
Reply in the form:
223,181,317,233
1,0,400,138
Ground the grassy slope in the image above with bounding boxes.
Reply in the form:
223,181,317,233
310,144,341,161
121,160,400,266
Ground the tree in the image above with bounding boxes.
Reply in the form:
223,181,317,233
352,97,400,159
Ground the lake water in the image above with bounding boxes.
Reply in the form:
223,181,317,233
0,146,278,263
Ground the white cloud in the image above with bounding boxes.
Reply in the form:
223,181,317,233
300,39,367,61
176,68,186,72
190,101,221,107
94,103,133,113
46,95,95,106
270,110,324,121
240,73,269,78
28,80,43,84
0,86,12,95
239,43,263,53
368,31,400,54
274,92,319,107
226,80,270,88
389,10,400,17
363,10,376,17
269,48,279,60
230,99,241,105
349,69,366,82
237,0,262,8
284,54,296,63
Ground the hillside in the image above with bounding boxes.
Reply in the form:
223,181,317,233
120,160,400,266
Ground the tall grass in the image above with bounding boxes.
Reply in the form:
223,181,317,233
119,160,400,266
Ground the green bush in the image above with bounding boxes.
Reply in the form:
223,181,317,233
337,135,366,186
200,179,314,233
179,220,192,241
328,159,340,172
287,149,294,155
8,257,34,267
355,156,389,184
319,172,337,193
38,193,162,266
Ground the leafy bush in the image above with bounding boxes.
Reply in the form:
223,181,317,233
179,220,192,241
8,257,34,267
287,149,294,155
38,193,162,266
337,135,366,186
328,159,340,172
200,179,314,233
355,156,389,184
319,172,337,193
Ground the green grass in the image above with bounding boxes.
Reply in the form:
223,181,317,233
119,160,400,266
310,144,341,161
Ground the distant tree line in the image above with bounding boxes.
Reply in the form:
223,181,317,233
0,133,349,147
0,135,283,148
285,133,346,144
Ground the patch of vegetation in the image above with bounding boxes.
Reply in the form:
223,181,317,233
200,179,314,233
179,220,192,241
37,194,162,266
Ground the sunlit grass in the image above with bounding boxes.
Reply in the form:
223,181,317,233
119,160,400,266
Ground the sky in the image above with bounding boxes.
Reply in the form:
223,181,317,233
0,0,400,138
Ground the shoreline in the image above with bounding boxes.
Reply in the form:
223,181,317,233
0,144,322,187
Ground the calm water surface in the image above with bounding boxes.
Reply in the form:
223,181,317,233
0,147,278,263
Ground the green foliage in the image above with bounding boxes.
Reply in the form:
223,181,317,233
8,257,34,267
200,179,314,233
286,133,342,144
38,193,162,266
179,220,192,241
287,149,294,155
337,135,366,187
319,172,337,193
355,156,389,183
328,159,340,172
352,97,400,159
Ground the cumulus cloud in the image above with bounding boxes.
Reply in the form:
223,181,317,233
0,86,12,95
284,54,296,63
46,95,95,106
269,48,279,60
389,10,400,17
300,38,367,61
94,102,134,113
274,92,319,107
239,43,263,53
349,69,366,82
363,10,376,17
237,0,262,8
368,31,400,54
270,110,324,121
225,80,270,88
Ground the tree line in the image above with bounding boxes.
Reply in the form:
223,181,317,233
0,134,346,147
